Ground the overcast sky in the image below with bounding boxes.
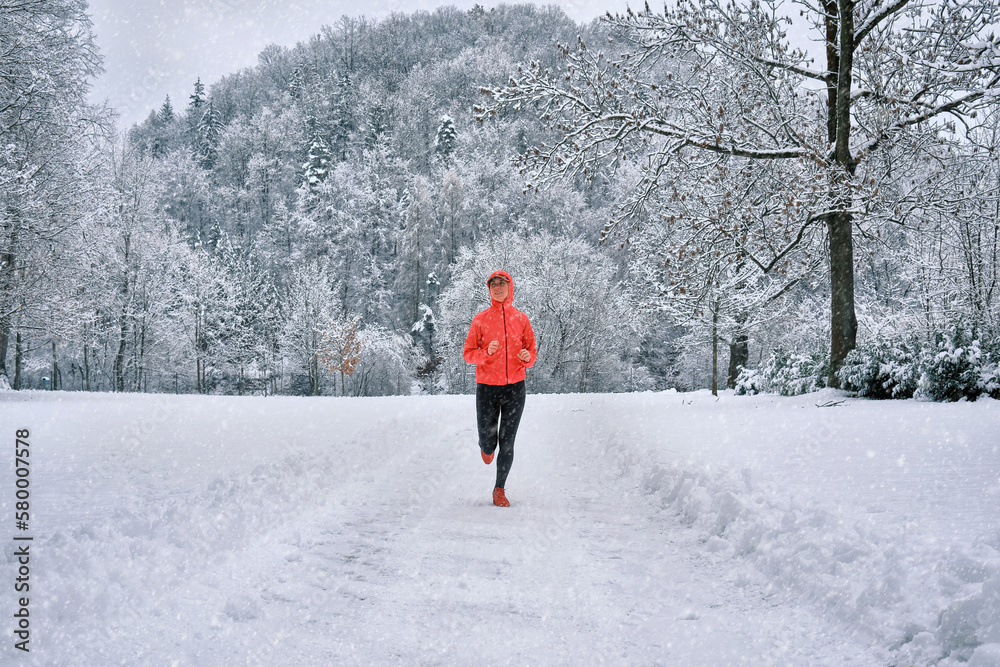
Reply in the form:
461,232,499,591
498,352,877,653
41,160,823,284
86,0,633,129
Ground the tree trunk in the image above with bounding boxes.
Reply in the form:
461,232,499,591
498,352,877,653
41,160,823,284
115,303,128,392
83,341,90,391
727,333,749,388
51,340,59,391
0,225,15,385
711,302,719,396
828,211,858,386
0,258,17,389
414,243,421,326
13,330,22,390
825,0,859,387
137,317,146,392
0,324,7,385
196,306,204,393
115,230,131,392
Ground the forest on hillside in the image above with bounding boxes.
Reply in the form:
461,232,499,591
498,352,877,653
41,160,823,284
2,0,999,398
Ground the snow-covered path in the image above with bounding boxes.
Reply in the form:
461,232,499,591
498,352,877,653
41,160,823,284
213,402,879,666
2,390,998,665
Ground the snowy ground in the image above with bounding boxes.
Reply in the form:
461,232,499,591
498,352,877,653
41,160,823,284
1,389,999,665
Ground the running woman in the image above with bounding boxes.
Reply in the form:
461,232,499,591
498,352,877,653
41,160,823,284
462,270,537,507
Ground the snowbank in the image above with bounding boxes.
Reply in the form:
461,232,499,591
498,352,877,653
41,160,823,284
614,396,1000,666
34,449,347,660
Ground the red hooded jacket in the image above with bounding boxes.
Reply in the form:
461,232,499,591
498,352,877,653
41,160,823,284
463,270,537,385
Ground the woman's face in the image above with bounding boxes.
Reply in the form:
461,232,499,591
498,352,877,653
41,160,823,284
489,278,509,302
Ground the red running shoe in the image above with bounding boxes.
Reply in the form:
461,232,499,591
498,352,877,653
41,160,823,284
493,487,510,507
481,449,494,465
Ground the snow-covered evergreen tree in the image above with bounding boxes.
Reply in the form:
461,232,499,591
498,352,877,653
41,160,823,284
189,78,206,112
196,101,223,169
289,64,304,102
303,130,332,188
434,114,457,162
329,72,354,161
158,95,175,124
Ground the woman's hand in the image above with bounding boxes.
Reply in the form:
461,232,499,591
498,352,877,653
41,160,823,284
518,348,530,362
488,340,500,355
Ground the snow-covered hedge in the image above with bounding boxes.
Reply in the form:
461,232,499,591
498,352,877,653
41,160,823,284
838,338,922,399
740,327,1000,402
840,327,1000,402
918,328,990,402
734,349,827,396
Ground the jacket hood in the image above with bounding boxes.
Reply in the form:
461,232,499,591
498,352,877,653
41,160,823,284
486,270,514,307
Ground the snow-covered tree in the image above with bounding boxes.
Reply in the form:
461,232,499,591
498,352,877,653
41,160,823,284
217,241,283,395
329,71,354,161
434,114,458,162
157,149,216,248
296,138,406,325
215,106,304,245
438,168,465,265
0,0,108,386
196,101,223,169
318,314,362,396
96,140,173,391
349,324,418,396
189,78,206,112
158,96,175,124
303,129,333,188
281,261,341,395
396,177,436,326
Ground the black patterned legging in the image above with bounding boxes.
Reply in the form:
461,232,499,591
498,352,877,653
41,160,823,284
476,380,526,489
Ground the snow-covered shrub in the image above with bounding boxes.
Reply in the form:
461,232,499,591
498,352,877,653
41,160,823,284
918,327,986,402
839,338,922,399
733,350,827,396
831,327,1000,402
980,358,1000,399
977,337,1000,399
768,349,827,395
734,366,763,395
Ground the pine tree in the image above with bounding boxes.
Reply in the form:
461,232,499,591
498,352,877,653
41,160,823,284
366,99,390,148
158,95,174,124
434,114,457,162
289,65,304,102
189,78,206,111
329,72,353,160
303,125,332,188
196,101,222,169
186,78,208,144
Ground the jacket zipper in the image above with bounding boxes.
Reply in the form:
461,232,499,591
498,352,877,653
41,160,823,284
501,303,509,383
